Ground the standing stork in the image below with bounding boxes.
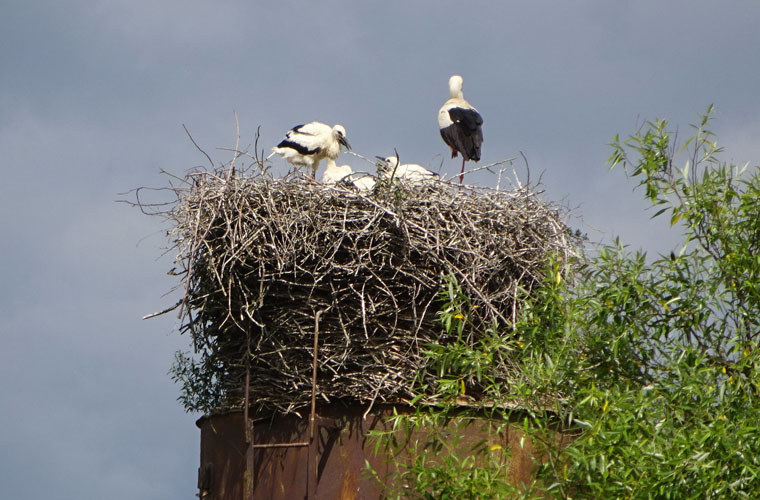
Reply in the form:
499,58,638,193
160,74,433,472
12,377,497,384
267,122,351,178
438,75,483,184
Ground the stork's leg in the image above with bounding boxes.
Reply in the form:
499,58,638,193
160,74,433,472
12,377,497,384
312,159,323,179
459,157,465,185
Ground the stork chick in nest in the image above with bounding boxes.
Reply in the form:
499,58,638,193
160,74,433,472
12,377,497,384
376,156,438,183
321,159,376,192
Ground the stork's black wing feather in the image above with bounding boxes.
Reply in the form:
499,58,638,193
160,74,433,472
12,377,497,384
441,106,484,162
277,139,320,156
448,107,483,134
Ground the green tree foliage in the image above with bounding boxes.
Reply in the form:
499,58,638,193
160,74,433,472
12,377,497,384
374,108,760,499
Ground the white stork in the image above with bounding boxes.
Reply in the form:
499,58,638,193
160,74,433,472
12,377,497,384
321,159,377,192
321,159,353,185
438,75,483,184
267,122,350,178
375,156,438,183
347,173,377,192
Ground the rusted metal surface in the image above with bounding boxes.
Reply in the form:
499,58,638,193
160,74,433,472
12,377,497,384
197,404,565,499
232,312,329,499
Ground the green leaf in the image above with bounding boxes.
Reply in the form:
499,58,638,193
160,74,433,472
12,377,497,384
670,211,682,226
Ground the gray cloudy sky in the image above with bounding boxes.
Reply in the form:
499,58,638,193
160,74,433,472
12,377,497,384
2,1,759,498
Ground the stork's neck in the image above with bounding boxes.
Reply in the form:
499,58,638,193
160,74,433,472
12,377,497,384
449,81,464,99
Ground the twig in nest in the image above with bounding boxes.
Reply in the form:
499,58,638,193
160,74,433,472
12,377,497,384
182,124,214,169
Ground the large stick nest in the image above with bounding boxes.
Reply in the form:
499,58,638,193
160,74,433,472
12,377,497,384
160,166,574,415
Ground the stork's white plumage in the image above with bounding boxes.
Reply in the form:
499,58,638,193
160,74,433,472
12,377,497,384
376,156,438,182
268,122,350,178
437,75,483,184
321,159,353,185
347,173,377,192
321,159,377,192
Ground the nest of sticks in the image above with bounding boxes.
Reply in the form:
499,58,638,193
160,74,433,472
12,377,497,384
153,161,575,416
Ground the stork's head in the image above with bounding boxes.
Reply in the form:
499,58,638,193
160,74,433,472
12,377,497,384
333,125,351,150
448,75,464,99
